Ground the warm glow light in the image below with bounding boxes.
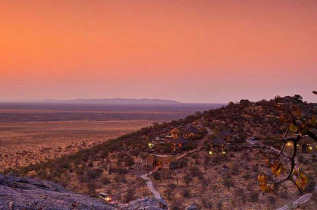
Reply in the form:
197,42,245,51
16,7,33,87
148,142,154,149
287,142,292,146
105,196,112,202
0,1,316,102
209,151,213,155
309,146,313,150
222,151,226,154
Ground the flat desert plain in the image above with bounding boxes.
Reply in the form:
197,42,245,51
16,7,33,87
0,120,154,170
0,103,217,170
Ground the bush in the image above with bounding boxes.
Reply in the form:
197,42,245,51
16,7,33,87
204,155,211,165
181,188,190,198
212,155,223,165
114,175,127,183
298,155,305,164
152,172,161,180
222,177,234,190
201,196,213,209
130,150,139,157
267,195,276,206
123,188,134,203
183,173,192,186
168,183,177,190
216,201,223,209
189,166,203,179
234,188,246,204
242,172,251,180
113,167,128,175
164,187,173,200
123,155,135,168
248,190,259,202
170,201,183,210
87,181,97,195
304,176,316,193
230,163,240,176
86,169,103,179
102,177,111,185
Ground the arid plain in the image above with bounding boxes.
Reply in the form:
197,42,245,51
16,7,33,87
0,103,215,171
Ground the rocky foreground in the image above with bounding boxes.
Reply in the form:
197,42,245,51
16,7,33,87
0,173,167,210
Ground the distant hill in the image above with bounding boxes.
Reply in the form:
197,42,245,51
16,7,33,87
62,98,182,105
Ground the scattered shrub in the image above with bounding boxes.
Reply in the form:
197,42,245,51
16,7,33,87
248,190,259,202
181,188,190,198
123,188,134,203
114,175,127,183
183,173,192,186
85,169,103,179
222,177,234,190
152,172,161,180
230,163,240,176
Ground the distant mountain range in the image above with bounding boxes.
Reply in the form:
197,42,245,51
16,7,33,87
7,98,183,105
61,98,182,105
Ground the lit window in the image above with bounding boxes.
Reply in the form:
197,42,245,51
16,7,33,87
148,142,154,149
105,196,112,202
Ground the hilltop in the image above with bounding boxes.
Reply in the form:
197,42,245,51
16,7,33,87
3,95,317,209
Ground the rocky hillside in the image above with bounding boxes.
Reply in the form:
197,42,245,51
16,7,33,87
0,173,167,210
2,95,316,209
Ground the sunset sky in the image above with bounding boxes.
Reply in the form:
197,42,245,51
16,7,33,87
0,0,316,103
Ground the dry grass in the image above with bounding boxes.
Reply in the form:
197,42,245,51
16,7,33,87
151,145,315,209
0,120,153,170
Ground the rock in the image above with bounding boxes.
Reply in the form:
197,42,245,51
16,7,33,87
218,166,230,177
186,203,198,210
0,173,167,210
119,197,168,210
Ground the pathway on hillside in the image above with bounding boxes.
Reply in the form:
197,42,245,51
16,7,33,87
140,166,161,199
140,127,212,199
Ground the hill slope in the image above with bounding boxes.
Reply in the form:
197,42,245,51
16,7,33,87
4,95,317,209
0,173,167,210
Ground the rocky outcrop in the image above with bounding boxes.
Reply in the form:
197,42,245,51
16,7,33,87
119,198,168,210
0,174,167,210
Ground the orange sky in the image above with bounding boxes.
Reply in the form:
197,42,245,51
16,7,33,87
0,0,316,102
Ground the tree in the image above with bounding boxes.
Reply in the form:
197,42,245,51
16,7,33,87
258,92,317,194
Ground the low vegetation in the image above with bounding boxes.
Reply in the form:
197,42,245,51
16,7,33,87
3,95,316,208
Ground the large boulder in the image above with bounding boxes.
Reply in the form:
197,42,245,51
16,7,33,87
186,203,198,210
0,174,167,210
